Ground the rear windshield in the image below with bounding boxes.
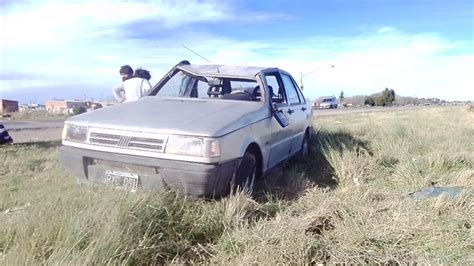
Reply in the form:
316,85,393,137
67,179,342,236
322,98,334,102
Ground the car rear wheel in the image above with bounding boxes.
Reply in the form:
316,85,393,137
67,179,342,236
232,151,257,195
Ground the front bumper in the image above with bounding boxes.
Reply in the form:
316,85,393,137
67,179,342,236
58,145,240,197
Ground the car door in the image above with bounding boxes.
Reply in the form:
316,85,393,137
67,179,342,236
263,71,293,169
279,71,309,155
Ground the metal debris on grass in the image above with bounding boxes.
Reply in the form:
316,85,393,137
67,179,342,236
407,186,465,200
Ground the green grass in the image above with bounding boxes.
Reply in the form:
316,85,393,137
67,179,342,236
1,106,472,264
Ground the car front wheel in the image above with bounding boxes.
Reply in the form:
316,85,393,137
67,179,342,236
232,151,257,195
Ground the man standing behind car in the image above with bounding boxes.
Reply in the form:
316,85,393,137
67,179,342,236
112,66,152,103
119,65,133,82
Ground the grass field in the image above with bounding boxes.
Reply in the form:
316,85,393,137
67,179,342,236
1,106,472,264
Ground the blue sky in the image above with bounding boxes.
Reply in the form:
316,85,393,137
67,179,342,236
0,0,473,104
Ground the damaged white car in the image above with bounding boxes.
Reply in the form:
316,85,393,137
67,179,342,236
58,60,313,197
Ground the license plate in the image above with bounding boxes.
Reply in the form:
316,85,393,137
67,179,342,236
105,170,140,190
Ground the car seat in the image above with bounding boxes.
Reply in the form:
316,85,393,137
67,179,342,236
207,79,231,97
253,85,261,100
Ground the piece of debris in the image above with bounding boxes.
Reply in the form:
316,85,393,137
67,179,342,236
2,202,31,214
407,186,465,200
0,124,14,144
305,211,343,236
306,216,335,236
353,177,361,186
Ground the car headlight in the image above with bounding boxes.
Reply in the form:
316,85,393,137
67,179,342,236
63,124,88,142
165,136,220,157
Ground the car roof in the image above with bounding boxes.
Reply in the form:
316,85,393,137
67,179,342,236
177,64,272,79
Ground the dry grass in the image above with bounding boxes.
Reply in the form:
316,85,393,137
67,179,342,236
7,110,67,121
1,106,472,264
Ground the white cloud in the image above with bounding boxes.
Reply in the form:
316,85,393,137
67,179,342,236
183,29,473,101
0,1,472,102
0,0,230,50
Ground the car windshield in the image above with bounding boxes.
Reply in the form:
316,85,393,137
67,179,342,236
322,98,334,102
151,70,261,101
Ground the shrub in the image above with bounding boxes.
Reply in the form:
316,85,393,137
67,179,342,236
72,106,87,115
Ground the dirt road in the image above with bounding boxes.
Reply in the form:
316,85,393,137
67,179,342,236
1,105,436,143
7,128,63,143
312,105,429,116
1,119,64,144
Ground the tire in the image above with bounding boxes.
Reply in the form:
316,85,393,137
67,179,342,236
232,152,257,194
301,132,309,157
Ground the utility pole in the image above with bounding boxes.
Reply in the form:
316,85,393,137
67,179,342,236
300,72,304,90
299,65,335,90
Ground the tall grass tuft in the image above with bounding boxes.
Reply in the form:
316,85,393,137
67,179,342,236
1,106,472,264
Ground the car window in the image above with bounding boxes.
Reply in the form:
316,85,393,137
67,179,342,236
292,78,306,104
264,74,286,104
281,74,301,105
196,79,209,98
322,97,335,103
157,71,190,97
230,81,257,92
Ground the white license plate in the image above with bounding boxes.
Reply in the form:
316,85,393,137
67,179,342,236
105,170,139,190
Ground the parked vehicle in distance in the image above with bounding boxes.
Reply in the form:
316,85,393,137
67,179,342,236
58,60,314,197
313,96,337,109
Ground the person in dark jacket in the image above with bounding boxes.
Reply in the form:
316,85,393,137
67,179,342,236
0,124,13,144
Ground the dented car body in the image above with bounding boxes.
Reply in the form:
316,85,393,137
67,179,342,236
58,61,313,197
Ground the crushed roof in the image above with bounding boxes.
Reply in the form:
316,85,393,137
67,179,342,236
178,64,270,79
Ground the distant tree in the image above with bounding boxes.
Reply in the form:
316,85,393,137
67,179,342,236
364,96,375,106
339,90,345,103
382,88,395,106
72,106,87,115
374,96,387,106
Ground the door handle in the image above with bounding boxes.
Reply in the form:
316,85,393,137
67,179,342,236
287,108,294,115
301,107,307,111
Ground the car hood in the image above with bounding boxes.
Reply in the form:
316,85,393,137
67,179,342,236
67,97,267,137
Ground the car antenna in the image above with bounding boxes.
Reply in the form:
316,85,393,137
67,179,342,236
182,45,220,73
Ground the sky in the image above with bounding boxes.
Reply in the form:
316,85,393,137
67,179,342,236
0,0,473,104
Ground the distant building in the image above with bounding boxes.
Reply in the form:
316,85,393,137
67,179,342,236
45,99,105,114
0,99,19,113
19,103,46,111
45,99,88,114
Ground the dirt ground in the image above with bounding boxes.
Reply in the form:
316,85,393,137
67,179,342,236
8,128,63,143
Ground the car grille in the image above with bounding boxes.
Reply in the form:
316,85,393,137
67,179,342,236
89,132,166,152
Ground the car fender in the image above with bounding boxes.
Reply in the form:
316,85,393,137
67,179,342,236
218,123,265,165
